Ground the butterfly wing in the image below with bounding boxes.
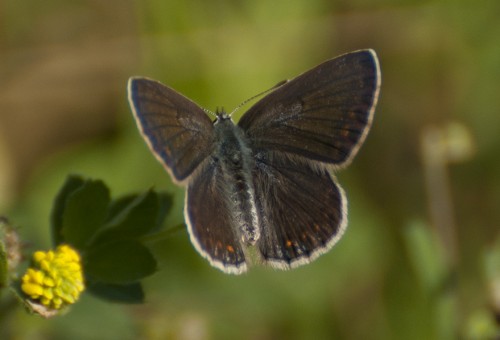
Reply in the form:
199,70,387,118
128,77,215,183
129,78,247,273
185,161,248,274
238,49,380,167
253,152,346,268
241,50,380,268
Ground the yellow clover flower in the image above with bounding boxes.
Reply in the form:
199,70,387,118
21,244,85,310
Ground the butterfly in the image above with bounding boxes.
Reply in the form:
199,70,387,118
128,49,381,274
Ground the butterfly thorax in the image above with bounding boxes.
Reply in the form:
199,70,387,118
213,116,260,246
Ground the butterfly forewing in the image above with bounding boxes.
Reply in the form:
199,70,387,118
238,49,380,167
128,78,215,182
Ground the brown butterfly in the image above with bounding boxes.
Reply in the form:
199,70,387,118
128,49,381,274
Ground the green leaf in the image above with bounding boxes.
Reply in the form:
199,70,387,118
105,194,140,223
50,175,86,246
61,179,110,249
84,240,157,284
86,281,145,304
106,191,173,231
93,190,170,245
404,220,447,292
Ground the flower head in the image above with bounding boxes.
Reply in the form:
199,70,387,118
21,244,84,310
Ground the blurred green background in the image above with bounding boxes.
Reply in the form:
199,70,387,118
1,0,499,339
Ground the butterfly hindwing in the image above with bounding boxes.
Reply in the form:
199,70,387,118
252,151,346,268
128,77,215,182
185,161,248,274
238,49,380,167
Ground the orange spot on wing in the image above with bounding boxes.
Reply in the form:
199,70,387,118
226,245,235,253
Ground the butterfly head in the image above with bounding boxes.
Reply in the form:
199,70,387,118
214,107,231,123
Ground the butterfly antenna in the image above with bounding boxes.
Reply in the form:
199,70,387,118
203,107,217,118
229,79,288,117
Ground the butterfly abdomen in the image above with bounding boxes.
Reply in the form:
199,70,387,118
214,117,260,246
